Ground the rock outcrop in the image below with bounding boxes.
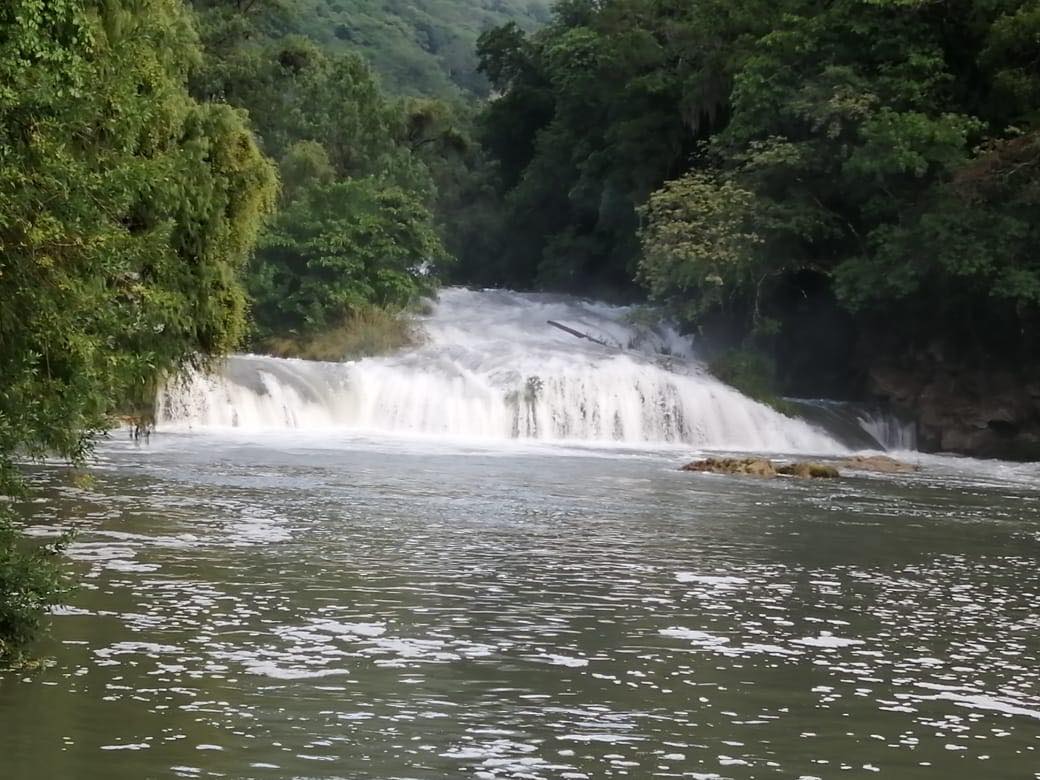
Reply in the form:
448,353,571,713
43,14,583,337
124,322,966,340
777,462,841,479
682,458,840,479
869,359,1040,460
682,458,778,477
838,455,918,473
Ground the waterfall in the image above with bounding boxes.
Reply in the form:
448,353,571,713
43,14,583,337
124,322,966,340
156,288,844,454
787,399,917,452
854,407,918,451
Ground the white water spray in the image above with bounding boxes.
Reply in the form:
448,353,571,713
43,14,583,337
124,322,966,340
157,288,843,453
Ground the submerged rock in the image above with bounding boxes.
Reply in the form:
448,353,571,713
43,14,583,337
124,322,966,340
681,458,840,479
839,455,918,473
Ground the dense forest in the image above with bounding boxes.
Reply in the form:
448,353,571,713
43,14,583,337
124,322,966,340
2,0,1039,662
461,0,1040,459
0,0,278,664
192,0,551,98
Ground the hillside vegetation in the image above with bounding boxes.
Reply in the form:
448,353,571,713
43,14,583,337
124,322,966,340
466,0,1040,438
232,0,551,98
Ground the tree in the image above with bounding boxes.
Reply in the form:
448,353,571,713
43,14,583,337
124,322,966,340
190,28,452,341
0,0,276,664
469,0,764,293
251,178,446,334
638,172,763,325
473,0,1039,402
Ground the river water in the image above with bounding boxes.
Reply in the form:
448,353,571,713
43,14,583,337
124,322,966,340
2,290,1039,779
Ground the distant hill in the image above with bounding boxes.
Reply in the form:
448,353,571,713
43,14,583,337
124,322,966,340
283,0,552,97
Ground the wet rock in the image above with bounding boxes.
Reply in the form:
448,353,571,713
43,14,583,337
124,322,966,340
868,358,1040,460
839,455,918,473
681,458,841,479
681,457,777,477
776,462,841,479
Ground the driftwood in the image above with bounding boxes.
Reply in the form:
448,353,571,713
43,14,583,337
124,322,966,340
547,320,612,348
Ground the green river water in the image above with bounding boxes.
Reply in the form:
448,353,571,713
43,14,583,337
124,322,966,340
1,433,1039,779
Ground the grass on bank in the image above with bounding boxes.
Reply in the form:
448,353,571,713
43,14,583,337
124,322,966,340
259,306,422,362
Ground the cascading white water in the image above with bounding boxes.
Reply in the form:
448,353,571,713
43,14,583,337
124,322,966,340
157,288,843,453
788,399,918,452
855,408,918,451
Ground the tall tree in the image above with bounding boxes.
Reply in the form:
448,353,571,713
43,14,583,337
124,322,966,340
0,0,276,663
469,0,765,292
190,26,451,339
640,0,1040,366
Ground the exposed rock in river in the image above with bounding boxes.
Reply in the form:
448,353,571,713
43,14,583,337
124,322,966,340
682,456,919,479
682,457,778,477
839,455,918,473
777,462,841,479
682,458,840,479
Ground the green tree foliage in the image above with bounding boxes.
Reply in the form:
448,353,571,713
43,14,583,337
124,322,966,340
0,0,276,664
254,179,445,331
476,0,1040,382
193,35,426,185
466,0,761,292
642,0,1039,358
189,0,551,99
638,172,763,324
189,17,454,339
0,493,69,667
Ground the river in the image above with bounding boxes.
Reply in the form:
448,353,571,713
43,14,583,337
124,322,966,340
1,289,1038,778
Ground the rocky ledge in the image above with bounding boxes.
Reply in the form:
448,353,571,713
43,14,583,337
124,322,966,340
869,359,1040,460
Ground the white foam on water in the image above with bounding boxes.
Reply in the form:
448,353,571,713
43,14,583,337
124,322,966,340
792,633,865,649
94,641,182,659
242,663,351,680
676,573,749,587
916,686,1040,720
100,743,150,751
659,628,730,645
156,288,842,454
309,619,387,638
537,653,589,668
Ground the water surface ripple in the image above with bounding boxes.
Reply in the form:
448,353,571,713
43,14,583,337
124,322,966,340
2,435,1039,779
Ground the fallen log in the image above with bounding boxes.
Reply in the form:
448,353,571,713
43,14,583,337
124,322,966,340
547,320,612,348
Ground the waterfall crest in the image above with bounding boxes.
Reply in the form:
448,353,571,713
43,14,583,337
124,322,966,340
157,288,844,453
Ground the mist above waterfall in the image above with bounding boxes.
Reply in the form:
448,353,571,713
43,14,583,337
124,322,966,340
157,288,845,453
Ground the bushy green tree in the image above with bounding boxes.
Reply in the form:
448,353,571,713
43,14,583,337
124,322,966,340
252,178,445,332
194,36,428,187
0,0,276,664
476,0,1039,396
469,0,764,292
638,172,763,324
642,1,1036,346
189,27,452,341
